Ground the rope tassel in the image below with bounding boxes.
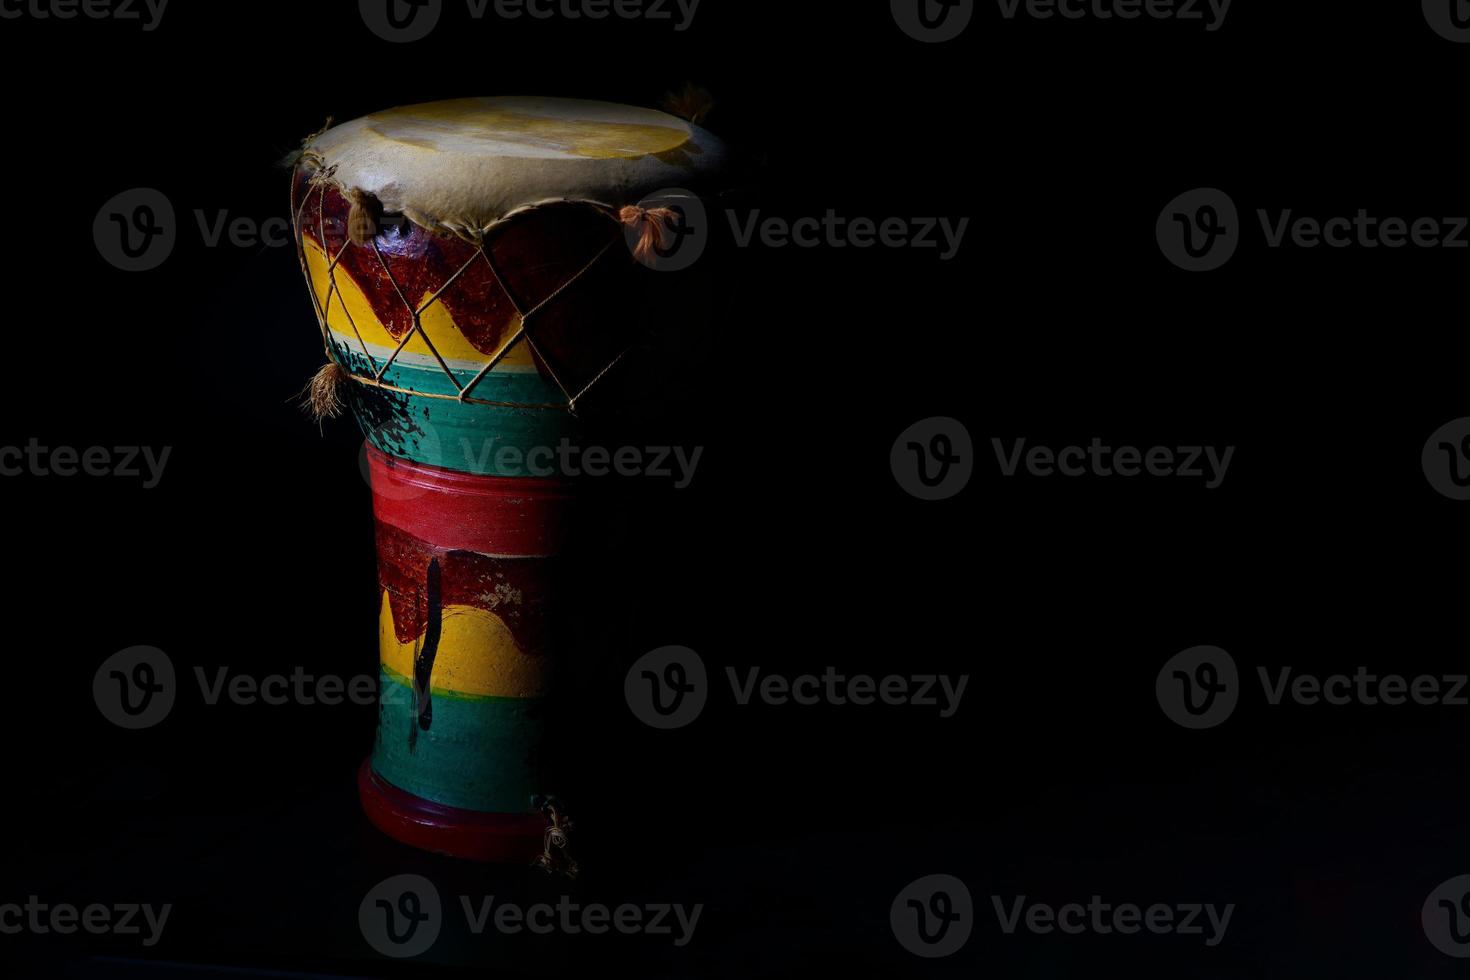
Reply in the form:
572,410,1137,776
619,205,679,263
302,362,349,421
348,188,382,246
532,798,579,879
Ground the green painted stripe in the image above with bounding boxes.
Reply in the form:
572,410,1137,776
372,669,547,813
334,336,579,478
332,335,563,404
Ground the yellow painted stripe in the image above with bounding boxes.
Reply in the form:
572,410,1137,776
377,591,548,699
304,238,534,369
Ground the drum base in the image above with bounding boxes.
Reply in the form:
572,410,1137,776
357,759,546,863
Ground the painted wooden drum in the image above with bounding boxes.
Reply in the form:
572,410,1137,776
289,97,725,863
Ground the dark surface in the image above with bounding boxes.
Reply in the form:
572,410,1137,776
3,2,1469,976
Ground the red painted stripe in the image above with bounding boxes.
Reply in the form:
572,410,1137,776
368,446,573,556
358,759,546,864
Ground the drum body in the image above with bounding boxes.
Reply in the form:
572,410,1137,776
291,175,632,861
289,96,724,862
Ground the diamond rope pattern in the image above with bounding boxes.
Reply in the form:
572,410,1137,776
293,173,637,414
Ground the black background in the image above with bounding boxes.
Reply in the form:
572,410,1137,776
4,1,1470,976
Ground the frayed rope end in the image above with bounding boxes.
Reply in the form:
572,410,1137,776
301,362,350,422
661,83,714,126
279,117,335,170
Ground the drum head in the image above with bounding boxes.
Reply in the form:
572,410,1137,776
302,96,727,234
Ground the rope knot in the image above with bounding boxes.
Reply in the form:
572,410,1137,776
306,163,338,189
619,205,679,263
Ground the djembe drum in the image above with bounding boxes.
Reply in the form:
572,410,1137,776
289,96,724,863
